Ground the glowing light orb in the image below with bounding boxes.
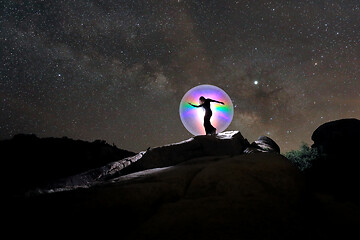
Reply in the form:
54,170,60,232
179,84,234,135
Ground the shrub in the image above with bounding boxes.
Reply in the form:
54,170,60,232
284,143,319,171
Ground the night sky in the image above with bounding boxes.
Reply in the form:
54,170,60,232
1,0,359,153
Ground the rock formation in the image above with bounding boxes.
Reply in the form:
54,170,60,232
7,127,360,239
244,135,281,154
311,118,360,155
38,131,283,193
309,118,360,199
17,135,305,240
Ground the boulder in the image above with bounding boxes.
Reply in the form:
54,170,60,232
309,118,360,199
244,136,280,154
311,118,360,156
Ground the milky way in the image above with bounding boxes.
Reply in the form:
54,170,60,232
1,0,359,152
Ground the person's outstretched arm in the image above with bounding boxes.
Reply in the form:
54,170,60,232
188,102,203,107
209,99,225,105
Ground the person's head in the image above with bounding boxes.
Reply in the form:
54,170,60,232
199,96,205,104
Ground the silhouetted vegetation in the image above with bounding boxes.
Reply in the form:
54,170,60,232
0,134,135,195
284,118,360,203
284,143,319,171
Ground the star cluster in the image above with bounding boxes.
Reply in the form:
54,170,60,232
1,0,359,152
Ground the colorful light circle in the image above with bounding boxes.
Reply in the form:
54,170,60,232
179,84,234,135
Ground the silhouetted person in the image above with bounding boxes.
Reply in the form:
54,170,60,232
188,96,224,135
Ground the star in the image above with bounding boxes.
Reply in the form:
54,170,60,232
0,0,358,153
